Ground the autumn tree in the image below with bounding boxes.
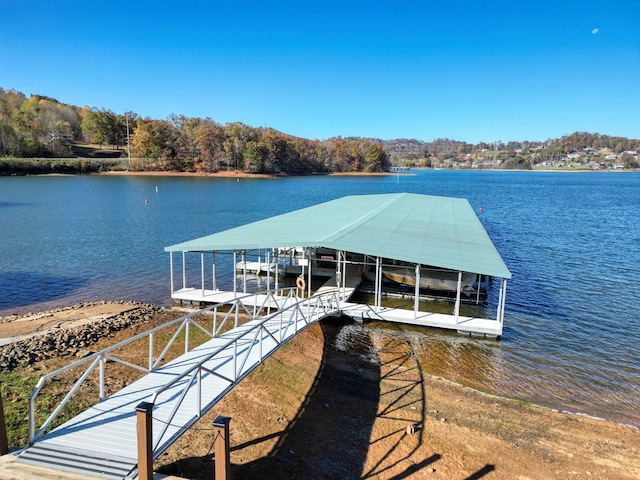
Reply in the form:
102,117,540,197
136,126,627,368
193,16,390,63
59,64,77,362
221,122,258,171
192,118,225,172
131,119,181,170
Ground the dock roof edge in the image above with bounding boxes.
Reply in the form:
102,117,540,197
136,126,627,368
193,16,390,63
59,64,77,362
164,193,512,279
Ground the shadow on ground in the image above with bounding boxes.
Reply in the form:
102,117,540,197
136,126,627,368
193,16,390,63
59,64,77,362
231,316,381,478
159,317,498,479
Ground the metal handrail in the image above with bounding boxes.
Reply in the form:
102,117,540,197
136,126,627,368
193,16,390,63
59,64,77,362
27,287,300,443
148,288,344,454
149,289,341,405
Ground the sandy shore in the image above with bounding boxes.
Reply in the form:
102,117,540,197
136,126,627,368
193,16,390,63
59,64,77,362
99,169,279,178
1,303,638,479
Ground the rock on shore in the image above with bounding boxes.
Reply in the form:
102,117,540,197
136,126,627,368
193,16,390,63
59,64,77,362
0,301,162,371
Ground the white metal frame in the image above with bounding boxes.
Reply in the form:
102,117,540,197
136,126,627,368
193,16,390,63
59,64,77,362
27,286,344,445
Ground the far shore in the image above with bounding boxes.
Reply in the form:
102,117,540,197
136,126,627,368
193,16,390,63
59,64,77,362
98,169,410,178
93,167,639,178
6,165,637,178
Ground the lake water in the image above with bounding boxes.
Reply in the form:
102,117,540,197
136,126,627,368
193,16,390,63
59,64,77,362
1,171,639,427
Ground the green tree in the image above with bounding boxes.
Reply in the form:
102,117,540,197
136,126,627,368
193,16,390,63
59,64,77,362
364,143,390,172
222,123,257,171
243,141,269,173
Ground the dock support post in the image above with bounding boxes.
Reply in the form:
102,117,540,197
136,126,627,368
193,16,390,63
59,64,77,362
212,252,217,291
182,251,186,290
454,272,462,323
213,416,232,480
307,248,312,301
342,250,347,300
242,250,247,294
374,256,381,311
136,402,154,480
501,280,508,328
413,264,420,321
336,250,342,297
0,383,8,455
169,252,174,295
275,249,279,292
374,256,378,310
233,251,237,297
266,249,271,287
497,278,507,329
201,252,205,297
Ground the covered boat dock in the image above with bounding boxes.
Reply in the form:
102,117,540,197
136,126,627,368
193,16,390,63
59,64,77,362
164,193,511,337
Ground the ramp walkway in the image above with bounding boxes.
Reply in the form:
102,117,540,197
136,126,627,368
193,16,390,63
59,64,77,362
15,288,345,480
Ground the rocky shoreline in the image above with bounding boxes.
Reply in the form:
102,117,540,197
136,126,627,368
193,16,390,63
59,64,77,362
0,301,162,371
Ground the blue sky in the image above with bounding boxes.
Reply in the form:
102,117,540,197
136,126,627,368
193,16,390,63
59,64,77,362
1,1,638,143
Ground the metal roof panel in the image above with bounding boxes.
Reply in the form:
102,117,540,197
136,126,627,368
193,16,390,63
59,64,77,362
165,193,511,278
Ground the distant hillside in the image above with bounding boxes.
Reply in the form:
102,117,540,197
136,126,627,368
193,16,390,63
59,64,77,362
1,87,638,173
379,134,639,170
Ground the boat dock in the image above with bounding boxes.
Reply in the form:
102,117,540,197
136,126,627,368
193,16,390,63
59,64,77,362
165,193,511,337
173,262,503,337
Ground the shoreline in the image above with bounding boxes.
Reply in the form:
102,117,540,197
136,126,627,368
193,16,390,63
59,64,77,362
4,167,637,178
96,167,639,177
97,169,408,178
1,301,639,479
1,300,637,431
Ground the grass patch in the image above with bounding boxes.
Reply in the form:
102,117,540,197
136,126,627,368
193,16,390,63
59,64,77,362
0,311,225,447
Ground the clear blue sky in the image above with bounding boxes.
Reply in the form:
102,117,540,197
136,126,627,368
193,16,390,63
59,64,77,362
1,1,639,143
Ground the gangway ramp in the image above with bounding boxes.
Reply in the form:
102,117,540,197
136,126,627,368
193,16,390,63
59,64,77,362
15,288,344,480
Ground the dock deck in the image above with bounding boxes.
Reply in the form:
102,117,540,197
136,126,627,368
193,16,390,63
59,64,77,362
340,303,502,337
172,258,503,337
171,287,501,336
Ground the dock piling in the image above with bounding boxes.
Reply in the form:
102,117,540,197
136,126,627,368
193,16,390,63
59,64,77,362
0,383,8,455
136,402,154,480
213,416,232,479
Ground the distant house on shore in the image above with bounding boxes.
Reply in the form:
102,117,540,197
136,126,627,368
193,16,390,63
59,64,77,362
48,133,74,144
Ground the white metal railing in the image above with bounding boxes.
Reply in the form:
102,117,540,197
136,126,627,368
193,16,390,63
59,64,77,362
147,288,343,455
27,287,311,444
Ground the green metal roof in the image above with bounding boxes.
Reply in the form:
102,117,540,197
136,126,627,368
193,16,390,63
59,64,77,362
165,193,511,279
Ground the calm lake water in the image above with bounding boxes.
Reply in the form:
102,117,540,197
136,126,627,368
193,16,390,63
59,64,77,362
0,171,639,427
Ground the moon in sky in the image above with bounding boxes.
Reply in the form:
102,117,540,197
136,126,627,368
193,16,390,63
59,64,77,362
592,28,599,34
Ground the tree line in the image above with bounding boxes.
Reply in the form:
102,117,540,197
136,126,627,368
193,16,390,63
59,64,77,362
1,87,638,173
0,88,389,175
